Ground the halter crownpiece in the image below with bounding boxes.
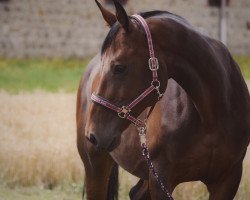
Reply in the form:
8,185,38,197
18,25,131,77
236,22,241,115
91,14,174,200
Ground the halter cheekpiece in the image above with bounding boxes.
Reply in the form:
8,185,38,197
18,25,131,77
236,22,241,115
91,14,174,200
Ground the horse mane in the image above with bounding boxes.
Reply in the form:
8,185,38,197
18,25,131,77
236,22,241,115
139,10,187,22
101,10,187,55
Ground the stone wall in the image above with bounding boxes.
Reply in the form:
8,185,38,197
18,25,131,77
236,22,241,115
0,0,249,58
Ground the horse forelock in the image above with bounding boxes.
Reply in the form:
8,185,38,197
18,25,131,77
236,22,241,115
101,22,121,55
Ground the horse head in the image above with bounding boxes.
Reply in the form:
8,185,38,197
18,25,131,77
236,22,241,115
85,0,168,151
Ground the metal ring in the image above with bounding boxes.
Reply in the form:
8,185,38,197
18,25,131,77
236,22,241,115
118,112,128,118
117,106,130,119
151,80,161,88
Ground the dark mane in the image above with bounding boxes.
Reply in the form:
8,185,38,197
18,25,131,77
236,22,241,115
139,10,174,19
100,10,186,55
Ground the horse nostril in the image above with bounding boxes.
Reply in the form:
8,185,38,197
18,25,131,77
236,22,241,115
88,133,98,146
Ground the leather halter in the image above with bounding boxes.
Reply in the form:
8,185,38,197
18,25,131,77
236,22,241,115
91,14,163,130
91,15,174,199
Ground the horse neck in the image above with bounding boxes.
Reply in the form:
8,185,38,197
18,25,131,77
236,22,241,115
156,24,231,126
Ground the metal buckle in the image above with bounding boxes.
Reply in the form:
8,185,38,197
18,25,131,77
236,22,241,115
149,57,159,71
118,106,130,118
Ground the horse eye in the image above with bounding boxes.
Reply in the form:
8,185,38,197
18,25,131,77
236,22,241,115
113,65,127,75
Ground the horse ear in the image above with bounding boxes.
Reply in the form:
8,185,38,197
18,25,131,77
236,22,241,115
113,0,130,32
95,0,116,27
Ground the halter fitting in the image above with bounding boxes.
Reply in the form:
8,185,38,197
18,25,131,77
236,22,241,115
91,14,163,129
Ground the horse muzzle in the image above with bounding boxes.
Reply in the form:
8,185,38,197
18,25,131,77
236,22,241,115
85,131,120,152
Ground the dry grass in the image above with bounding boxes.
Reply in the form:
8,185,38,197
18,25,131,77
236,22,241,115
0,89,249,199
0,91,83,188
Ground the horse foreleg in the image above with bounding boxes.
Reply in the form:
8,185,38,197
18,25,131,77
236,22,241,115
78,139,118,200
129,179,151,200
207,161,243,200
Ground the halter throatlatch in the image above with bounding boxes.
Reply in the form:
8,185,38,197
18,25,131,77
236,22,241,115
91,14,173,200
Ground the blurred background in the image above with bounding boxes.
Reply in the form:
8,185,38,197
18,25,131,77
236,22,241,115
0,0,249,199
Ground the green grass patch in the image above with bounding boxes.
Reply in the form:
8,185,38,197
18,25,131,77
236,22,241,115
0,56,249,93
234,55,250,79
0,58,90,93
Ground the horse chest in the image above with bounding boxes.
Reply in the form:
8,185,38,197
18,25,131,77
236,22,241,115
110,128,149,179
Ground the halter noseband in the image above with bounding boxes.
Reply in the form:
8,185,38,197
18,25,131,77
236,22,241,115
91,14,163,130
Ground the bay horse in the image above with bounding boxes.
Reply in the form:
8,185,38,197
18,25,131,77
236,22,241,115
76,0,250,199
